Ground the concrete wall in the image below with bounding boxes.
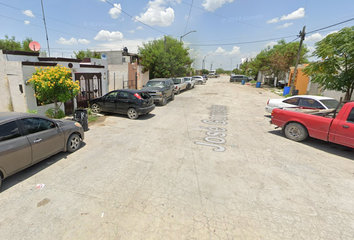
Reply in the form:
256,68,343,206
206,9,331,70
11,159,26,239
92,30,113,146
137,65,149,89
107,63,129,91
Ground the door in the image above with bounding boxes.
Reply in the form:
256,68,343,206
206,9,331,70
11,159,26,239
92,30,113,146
102,91,118,112
0,121,32,175
330,107,354,148
116,91,132,113
20,118,65,163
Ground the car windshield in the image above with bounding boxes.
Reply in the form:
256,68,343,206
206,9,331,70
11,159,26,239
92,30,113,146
320,99,340,109
173,79,181,84
146,81,165,87
184,78,190,81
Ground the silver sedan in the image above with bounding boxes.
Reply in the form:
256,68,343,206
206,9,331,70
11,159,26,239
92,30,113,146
0,112,84,189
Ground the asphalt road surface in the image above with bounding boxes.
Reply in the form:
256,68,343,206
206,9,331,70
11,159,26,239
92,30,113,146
1,75,354,239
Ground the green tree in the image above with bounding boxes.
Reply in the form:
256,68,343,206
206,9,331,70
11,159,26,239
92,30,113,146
22,37,34,52
0,35,22,51
201,69,209,75
216,68,224,74
28,65,80,118
138,36,193,78
304,27,354,100
251,40,309,80
74,49,101,60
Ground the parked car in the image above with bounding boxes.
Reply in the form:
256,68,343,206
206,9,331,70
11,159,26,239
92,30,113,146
192,76,206,85
0,112,84,188
230,75,252,82
270,101,353,146
172,77,188,94
90,89,155,119
183,77,195,89
208,73,219,78
265,95,339,113
141,78,175,106
276,80,287,88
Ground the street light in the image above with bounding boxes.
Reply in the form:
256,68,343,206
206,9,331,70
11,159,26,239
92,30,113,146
202,54,211,70
230,58,233,71
180,30,197,42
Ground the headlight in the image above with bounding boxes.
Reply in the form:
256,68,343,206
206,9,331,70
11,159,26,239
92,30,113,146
75,122,82,127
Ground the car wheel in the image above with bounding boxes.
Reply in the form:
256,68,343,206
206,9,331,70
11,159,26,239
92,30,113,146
160,97,167,106
177,89,181,95
171,92,175,101
284,123,308,142
67,133,81,153
127,108,138,119
91,103,101,113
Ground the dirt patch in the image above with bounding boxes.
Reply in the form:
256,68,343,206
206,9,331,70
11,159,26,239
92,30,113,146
89,115,108,126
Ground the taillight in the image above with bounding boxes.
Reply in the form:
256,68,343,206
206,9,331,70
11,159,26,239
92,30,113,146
175,86,178,89
134,93,142,100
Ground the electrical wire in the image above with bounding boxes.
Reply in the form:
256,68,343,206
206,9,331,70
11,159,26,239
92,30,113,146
306,17,354,35
184,0,194,35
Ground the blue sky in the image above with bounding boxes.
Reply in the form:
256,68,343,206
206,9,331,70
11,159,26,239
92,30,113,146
1,0,354,71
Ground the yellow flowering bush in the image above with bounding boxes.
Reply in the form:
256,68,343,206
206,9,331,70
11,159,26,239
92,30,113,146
28,65,80,117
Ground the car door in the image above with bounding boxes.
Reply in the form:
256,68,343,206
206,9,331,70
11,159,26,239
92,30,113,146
330,106,354,148
165,80,173,97
20,117,65,163
0,120,32,175
102,91,118,112
282,97,300,108
116,91,132,113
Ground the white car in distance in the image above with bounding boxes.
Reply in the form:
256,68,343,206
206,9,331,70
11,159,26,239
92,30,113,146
172,77,188,94
183,77,195,89
192,76,205,85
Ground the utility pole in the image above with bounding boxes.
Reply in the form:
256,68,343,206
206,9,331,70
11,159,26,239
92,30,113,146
41,0,50,57
289,26,306,95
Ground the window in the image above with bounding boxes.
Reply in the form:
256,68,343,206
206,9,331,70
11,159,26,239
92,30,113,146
118,91,129,99
347,108,354,123
0,121,21,142
283,98,299,105
299,99,324,109
21,118,55,134
105,92,118,100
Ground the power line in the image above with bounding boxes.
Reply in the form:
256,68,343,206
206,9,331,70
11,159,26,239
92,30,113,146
307,17,354,35
188,35,297,47
184,0,194,35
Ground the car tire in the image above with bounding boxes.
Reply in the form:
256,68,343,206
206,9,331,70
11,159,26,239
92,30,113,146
127,108,138,119
67,133,81,153
177,89,180,95
160,97,167,106
171,92,175,101
284,123,308,142
91,103,101,113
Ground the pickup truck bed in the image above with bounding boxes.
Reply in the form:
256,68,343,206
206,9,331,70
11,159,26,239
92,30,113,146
271,102,354,148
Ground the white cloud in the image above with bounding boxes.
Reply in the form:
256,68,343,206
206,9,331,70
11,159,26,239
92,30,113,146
276,22,293,29
92,37,155,54
78,39,90,44
94,30,123,41
109,3,122,19
280,8,305,21
214,46,240,55
57,37,78,45
99,0,106,2
22,10,35,18
265,41,277,47
135,0,176,27
202,0,234,12
267,18,279,24
24,21,30,25
137,26,143,30
305,33,324,42
128,30,135,34
229,46,240,55
267,7,305,24
215,47,226,54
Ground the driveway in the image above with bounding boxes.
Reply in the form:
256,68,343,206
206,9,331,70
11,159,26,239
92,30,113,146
1,76,354,239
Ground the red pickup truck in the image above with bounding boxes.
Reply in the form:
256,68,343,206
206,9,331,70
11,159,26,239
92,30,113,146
270,102,354,148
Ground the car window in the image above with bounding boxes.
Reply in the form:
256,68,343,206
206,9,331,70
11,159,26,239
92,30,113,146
118,91,129,100
173,79,181,84
283,97,299,105
21,118,56,134
105,92,118,100
320,99,339,109
298,99,324,109
346,108,354,123
0,121,22,142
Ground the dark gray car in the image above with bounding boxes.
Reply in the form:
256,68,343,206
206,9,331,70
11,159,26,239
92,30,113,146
0,112,84,189
142,78,175,106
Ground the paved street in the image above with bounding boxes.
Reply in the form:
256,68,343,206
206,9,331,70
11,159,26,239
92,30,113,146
1,75,354,239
